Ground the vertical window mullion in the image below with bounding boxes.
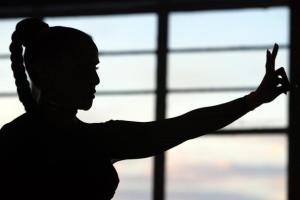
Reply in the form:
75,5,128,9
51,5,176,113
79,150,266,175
153,10,169,200
289,1,300,200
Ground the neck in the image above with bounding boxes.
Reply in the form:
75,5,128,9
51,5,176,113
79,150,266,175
38,98,79,128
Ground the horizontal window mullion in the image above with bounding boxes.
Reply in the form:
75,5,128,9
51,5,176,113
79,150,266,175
0,54,8,59
0,87,257,97
0,90,155,97
0,92,16,97
101,50,155,56
95,90,154,95
213,128,287,135
169,87,255,93
0,44,290,59
169,44,289,53
0,50,156,59
0,87,260,97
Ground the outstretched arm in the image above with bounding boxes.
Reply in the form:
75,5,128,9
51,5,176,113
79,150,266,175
97,95,252,161
93,44,290,161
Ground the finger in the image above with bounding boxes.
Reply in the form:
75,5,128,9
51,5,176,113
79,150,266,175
271,43,279,64
276,67,290,93
268,44,278,73
276,80,289,95
277,82,289,94
276,67,289,84
277,78,286,89
276,85,288,96
265,50,272,73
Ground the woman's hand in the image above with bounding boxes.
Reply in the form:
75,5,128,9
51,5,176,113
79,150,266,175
246,43,290,109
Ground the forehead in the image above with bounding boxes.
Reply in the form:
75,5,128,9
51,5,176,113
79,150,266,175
83,48,99,63
76,40,99,64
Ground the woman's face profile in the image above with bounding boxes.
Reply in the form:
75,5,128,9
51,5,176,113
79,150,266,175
43,39,100,111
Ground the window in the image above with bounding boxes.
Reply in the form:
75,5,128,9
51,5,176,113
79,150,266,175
166,7,289,200
0,18,24,127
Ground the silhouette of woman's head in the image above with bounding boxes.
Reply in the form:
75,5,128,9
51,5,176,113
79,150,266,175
10,18,100,113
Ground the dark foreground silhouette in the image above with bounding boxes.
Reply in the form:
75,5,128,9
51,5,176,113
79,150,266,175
0,18,290,200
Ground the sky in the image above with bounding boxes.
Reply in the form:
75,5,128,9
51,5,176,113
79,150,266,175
0,7,289,200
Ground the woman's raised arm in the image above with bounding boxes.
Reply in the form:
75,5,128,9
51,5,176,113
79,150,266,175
92,44,290,161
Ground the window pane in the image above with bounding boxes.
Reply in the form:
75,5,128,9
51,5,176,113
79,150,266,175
0,18,21,54
0,59,16,92
0,97,24,128
97,55,155,91
45,14,157,51
167,92,287,129
168,50,289,89
169,8,289,49
114,159,152,200
78,94,154,122
166,135,287,200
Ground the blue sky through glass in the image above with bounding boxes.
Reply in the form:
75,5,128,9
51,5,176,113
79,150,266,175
169,8,289,48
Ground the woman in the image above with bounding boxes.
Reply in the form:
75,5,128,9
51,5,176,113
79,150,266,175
0,18,290,199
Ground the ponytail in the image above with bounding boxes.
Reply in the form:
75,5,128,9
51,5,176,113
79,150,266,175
9,18,49,113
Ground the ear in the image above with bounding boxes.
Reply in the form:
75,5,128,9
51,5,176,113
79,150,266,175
33,60,57,92
31,81,41,103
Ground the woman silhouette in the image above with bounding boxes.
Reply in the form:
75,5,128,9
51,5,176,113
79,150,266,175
0,18,290,200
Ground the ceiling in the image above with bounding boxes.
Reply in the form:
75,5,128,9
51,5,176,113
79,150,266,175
0,0,289,18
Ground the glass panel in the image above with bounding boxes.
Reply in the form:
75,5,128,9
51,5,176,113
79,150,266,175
168,50,289,89
78,94,154,200
0,18,21,54
0,59,17,92
97,55,155,91
166,135,287,200
169,8,289,49
167,92,287,129
0,97,25,128
77,94,154,122
114,158,152,200
45,14,157,51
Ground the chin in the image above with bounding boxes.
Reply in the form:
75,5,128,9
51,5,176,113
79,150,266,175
78,101,94,111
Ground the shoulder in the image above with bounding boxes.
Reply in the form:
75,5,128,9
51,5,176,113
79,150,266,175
81,120,133,139
87,119,134,130
0,112,32,136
